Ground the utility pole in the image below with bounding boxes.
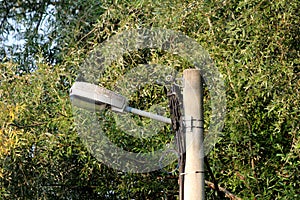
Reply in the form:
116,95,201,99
183,69,205,200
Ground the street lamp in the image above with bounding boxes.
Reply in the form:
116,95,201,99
70,81,171,124
70,69,205,200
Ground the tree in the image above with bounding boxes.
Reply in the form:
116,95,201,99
1,0,299,199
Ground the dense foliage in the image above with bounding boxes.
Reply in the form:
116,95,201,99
1,0,299,199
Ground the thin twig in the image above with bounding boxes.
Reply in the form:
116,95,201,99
10,122,48,128
205,180,242,200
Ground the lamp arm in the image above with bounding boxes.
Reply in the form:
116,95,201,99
125,106,171,124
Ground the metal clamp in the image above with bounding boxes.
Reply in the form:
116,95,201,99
183,116,204,132
180,171,206,176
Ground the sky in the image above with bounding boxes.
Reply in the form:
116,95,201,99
1,4,56,61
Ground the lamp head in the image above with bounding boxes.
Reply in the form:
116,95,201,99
70,82,127,113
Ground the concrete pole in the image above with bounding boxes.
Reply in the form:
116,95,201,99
183,69,205,200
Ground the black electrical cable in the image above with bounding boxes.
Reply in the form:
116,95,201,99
167,84,185,200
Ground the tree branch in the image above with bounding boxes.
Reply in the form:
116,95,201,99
205,180,242,200
10,122,48,128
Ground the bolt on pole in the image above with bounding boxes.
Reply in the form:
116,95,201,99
183,69,205,200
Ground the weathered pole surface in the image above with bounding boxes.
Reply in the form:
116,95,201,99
183,69,205,200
